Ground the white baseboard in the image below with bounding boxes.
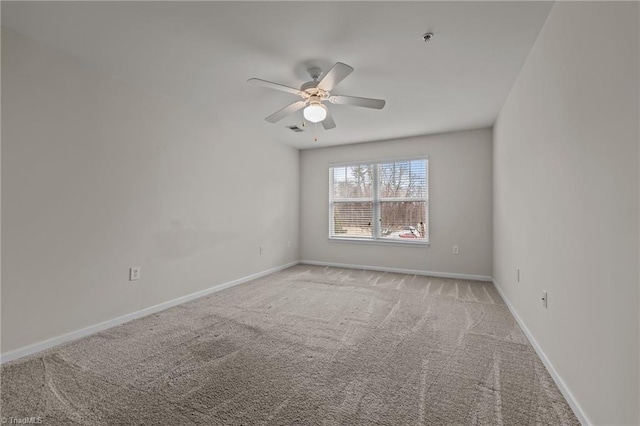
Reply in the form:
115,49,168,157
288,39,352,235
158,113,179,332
299,260,493,282
0,261,299,364
491,278,590,426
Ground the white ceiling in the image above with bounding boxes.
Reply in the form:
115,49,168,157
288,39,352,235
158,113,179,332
2,1,552,149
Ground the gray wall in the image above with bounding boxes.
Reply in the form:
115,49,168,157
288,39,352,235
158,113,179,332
300,129,493,278
1,29,300,354
493,2,639,424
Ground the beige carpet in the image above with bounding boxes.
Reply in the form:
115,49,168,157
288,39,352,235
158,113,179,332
1,265,579,425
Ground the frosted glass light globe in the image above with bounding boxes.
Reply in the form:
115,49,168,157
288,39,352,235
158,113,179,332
303,103,327,123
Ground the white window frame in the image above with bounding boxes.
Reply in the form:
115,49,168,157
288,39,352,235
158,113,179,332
328,156,429,246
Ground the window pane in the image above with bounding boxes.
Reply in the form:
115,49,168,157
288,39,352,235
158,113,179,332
329,158,428,244
378,160,427,199
332,165,373,200
379,201,427,240
332,202,373,238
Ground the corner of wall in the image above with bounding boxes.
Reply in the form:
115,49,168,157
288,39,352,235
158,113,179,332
637,2,640,422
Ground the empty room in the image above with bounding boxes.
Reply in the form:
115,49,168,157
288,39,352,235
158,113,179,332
1,1,639,425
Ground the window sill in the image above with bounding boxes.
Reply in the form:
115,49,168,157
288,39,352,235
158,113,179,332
328,237,430,247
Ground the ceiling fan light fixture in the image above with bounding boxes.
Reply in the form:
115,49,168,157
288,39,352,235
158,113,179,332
303,103,327,123
249,62,385,130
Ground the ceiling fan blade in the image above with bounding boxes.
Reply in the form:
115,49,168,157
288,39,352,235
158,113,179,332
317,62,354,92
329,95,386,109
322,109,336,130
265,100,306,123
248,78,302,96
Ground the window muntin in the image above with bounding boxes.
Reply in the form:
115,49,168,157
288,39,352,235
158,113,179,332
329,158,428,244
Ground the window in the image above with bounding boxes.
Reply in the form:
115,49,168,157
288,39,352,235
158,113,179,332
330,158,428,244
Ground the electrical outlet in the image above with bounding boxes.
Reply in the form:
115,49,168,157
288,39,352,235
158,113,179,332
541,290,548,308
129,266,141,281
517,268,520,283
452,245,459,254
259,246,264,255
287,240,291,248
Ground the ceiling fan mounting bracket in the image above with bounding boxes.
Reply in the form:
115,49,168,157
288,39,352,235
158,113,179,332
307,66,322,81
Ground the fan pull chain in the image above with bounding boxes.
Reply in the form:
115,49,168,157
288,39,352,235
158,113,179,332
300,118,318,142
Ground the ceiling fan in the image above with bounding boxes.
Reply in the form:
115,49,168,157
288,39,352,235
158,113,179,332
248,62,385,130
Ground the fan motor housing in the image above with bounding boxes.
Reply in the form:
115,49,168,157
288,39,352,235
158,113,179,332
308,95,324,106
300,82,329,101
300,81,319,92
